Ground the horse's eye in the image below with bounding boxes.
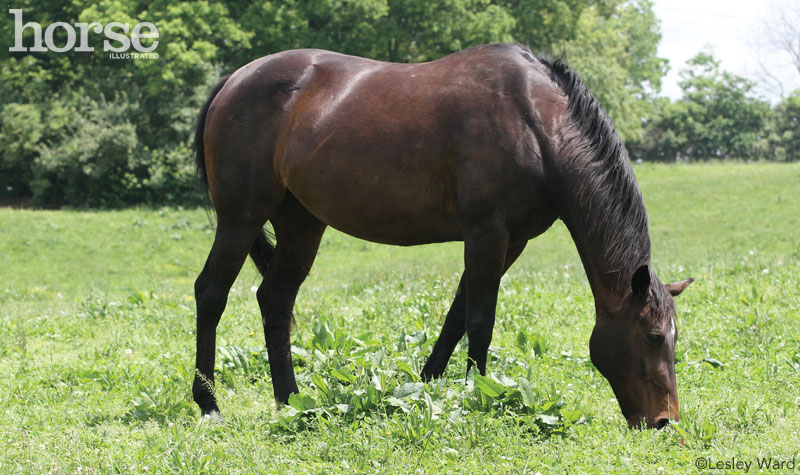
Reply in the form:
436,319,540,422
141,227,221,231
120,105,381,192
646,333,665,346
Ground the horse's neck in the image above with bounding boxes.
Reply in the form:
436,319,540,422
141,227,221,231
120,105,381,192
557,157,652,302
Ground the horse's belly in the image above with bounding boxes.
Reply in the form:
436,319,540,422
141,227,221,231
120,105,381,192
283,154,462,245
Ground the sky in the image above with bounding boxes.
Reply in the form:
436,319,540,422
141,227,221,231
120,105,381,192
652,0,799,101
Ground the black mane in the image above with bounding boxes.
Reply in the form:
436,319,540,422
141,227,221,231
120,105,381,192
534,51,651,288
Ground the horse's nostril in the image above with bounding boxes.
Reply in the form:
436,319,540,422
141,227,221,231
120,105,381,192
655,418,670,429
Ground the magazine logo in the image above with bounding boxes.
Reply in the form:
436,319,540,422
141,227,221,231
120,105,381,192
9,9,159,57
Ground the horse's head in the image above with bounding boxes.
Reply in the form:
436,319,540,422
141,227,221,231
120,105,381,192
589,265,692,429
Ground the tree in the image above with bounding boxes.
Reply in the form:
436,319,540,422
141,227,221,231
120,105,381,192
497,0,587,49
0,0,669,206
678,52,769,159
755,3,800,98
756,90,800,161
553,0,667,142
0,1,251,205
227,0,516,64
631,51,770,161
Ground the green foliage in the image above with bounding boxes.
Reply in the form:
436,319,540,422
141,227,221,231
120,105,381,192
0,103,42,194
501,0,586,48
232,0,516,64
4,1,797,207
31,94,139,207
631,51,773,161
1,1,246,207
755,90,800,161
1,0,669,207
559,0,667,142
374,0,516,62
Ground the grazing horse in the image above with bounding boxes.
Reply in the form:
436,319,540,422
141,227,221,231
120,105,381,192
192,43,692,429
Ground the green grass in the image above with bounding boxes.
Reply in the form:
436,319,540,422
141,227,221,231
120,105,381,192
1,162,798,474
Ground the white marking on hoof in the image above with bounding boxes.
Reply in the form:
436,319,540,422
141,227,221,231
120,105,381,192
202,410,224,424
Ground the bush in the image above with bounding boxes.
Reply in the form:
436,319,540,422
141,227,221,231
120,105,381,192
755,91,800,162
30,95,138,207
629,52,772,162
0,103,42,196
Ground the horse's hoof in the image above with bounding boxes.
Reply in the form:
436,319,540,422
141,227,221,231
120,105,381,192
201,410,224,424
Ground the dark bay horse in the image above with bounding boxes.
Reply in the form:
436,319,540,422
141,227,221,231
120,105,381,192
192,43,692,429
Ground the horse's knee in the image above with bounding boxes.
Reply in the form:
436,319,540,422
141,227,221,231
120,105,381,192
255,280,271,308
465,318,494,351
195,274,227,326
256,281,294,328
194,271,210,299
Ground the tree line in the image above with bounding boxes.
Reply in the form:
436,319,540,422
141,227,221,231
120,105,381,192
0,0,797,207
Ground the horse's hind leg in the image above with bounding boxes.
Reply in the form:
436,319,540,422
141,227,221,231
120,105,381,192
257,194,326,404
193,218,263,417
421,240,527,380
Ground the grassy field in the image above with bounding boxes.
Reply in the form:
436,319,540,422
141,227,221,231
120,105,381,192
1,162,798,474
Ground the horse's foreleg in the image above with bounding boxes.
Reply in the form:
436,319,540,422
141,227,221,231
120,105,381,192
421,240,526,380
257,195,326,405
193,221,261,417
462,221,510,376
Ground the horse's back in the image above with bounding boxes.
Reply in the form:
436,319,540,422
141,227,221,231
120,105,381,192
207,44,564,244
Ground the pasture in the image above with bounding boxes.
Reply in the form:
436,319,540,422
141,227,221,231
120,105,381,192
1,162,798,473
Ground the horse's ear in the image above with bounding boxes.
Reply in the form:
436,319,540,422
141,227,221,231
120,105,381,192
665,278,694,297
631,265,650,300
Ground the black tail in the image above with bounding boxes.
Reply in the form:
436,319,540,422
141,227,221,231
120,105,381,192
194,74,231,190
249,229,276,279
194,75,276,279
